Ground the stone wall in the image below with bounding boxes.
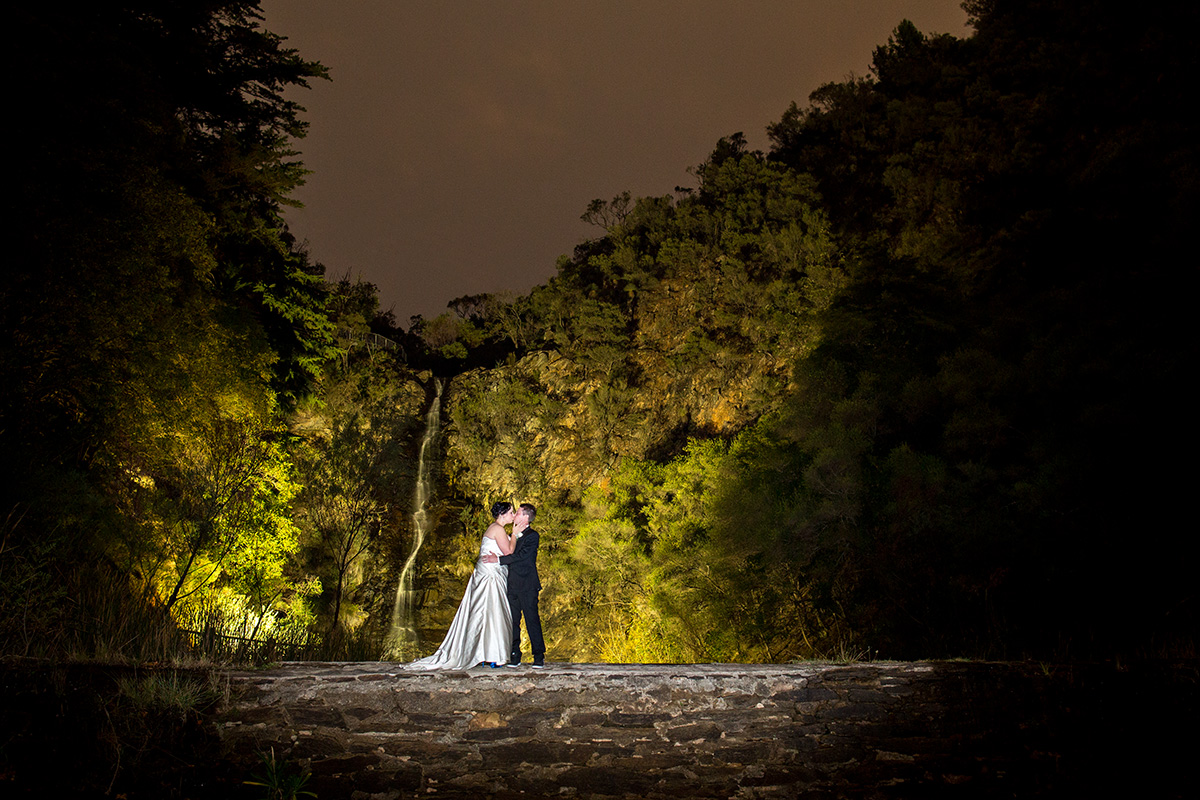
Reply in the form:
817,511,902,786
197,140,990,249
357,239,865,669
214,660,1195,798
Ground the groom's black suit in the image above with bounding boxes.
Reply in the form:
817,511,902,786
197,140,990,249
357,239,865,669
499,526,544,663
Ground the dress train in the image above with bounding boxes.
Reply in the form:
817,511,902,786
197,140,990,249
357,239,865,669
404,535,511,670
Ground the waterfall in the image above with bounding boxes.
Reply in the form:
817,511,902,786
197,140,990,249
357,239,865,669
386,377,443,659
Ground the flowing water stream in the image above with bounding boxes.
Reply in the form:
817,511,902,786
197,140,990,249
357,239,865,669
386,377,443,659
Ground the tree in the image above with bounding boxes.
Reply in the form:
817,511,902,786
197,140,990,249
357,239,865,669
580,191,633,230
4,4,334,658
138,407,300,616
297,415,393,633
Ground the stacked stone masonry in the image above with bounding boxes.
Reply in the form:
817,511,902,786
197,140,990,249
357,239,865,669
213,660,1195,798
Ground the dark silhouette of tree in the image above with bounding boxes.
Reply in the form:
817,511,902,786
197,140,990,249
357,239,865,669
3,3,336,657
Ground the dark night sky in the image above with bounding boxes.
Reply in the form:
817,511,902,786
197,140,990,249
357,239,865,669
260,1,969,325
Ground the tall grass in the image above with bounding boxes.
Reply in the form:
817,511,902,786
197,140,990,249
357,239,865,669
116,670,223,719
0,551,382,666
0,553,189,663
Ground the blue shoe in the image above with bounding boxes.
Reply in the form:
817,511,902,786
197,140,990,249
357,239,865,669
488,661,505,668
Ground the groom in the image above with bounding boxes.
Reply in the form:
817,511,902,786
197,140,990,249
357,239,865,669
484,502,544,668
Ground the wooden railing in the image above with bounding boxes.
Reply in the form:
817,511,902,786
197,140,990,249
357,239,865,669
179,627,321,665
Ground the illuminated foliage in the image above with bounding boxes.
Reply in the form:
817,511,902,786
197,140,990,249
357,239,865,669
3,3,333,658
5,0,1194,663
442,1,1197,661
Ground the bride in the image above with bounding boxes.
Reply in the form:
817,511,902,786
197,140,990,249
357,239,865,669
404,502,515,670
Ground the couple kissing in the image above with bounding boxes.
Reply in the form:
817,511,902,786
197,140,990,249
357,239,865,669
404,501,544,671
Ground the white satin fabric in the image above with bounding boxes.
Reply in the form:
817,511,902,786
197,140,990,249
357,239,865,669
404,535,511,670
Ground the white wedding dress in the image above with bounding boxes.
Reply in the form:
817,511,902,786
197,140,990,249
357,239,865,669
405,535,511,670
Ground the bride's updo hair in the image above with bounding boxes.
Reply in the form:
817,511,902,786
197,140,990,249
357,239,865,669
490,501,513,519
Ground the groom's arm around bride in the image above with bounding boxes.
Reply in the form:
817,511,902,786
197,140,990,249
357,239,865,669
486,503,545,667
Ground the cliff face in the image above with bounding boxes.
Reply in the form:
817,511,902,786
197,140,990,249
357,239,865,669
443,343,788,504
440,188,840,506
